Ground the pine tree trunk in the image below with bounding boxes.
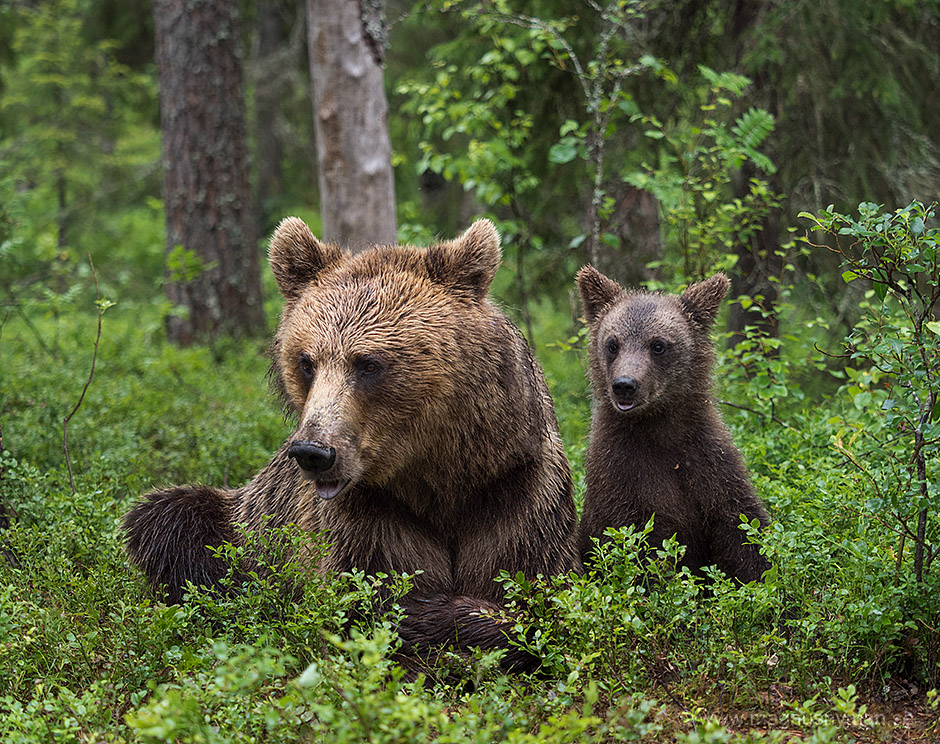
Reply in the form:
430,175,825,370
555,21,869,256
727,162,781,349
154,0,264,345
306,0,397,250
253,0,287,232
725,1,781,349
593,184,663,289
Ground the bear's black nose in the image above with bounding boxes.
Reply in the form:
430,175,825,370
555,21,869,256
288,441,336,473
611,376,638,399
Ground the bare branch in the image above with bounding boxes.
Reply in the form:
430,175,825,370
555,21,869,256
718,399,790,428
63,255,105,495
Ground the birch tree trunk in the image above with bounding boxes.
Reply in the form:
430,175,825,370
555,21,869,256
306,0,397,249
154,0,264,345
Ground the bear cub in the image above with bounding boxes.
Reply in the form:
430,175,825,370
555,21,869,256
577,266,769,583
124,218,579,673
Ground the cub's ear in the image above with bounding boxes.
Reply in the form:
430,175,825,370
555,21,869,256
425,218,502,300
269,217,343,300
577,265,623,323
680,273,730,329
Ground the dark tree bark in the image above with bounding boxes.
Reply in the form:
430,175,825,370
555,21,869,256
306,0,397,249
253,0,304,232
154,0,264,345
595,184,663,289
254,0,287,228
727,169,781,349
725,2,782,349
248,0,311,234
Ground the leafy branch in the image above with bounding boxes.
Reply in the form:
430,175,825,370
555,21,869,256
802,200,940,582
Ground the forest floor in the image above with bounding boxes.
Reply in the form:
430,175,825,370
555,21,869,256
678,683,937,743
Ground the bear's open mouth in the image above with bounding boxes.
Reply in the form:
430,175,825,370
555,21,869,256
614,399,637,411
315,479,351,501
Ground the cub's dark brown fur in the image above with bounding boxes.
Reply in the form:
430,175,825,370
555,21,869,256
576,266,769,583
124,218,579,671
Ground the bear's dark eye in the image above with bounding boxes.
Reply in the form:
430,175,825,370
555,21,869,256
605,337,619,357
650,340,667,356
356,356,384,379
299,353,315,380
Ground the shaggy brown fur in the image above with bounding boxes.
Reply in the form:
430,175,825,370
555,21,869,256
576,266,770,583
124,218,579,672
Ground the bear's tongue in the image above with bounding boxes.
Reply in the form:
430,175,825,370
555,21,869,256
315,480,346,500
615,399,636,411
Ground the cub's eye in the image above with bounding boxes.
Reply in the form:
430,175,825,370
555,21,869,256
299,353,315,380
650,340,667,356
605,337,620,357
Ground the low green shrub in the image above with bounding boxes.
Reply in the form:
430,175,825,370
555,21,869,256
1,275,936,741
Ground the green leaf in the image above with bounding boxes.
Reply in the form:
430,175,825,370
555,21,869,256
559,119,580,136
842,270,859,283
853,391,872,409
748,150,777,175
548,142,577,164
617,98,640,117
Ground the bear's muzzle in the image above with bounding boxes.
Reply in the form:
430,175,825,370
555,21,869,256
611,375,639,411
288,440,336,474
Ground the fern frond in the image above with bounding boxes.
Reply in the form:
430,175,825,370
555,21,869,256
732,107,775,150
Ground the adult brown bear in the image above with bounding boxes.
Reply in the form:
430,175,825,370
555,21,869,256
124,218,579,671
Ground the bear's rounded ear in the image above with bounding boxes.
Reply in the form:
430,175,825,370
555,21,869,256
425,218,502,300
680,273,730,329
269,217,343,300
577,265,623,323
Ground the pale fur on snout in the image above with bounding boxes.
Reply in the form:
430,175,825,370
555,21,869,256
291,367,365,499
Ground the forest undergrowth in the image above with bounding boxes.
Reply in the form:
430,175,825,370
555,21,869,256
0,271,938,742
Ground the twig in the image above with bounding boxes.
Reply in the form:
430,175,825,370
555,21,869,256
8,300,57,357
718,399,789,428
63,254,105,495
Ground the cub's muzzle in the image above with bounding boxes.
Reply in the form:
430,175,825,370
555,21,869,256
288,440,336,474
611,376,639,411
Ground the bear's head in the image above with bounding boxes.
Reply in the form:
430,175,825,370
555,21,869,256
577,265,729,418
268,217,505,502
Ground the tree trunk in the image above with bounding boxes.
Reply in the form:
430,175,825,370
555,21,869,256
726,164,781,350
306,0,396,249
56,167,67,251
253,0,289,232
727,192,780,348
154,0,265,345
594,184,663,289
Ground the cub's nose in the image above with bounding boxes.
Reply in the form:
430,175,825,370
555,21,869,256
611,376,638,399
288,441,336,473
